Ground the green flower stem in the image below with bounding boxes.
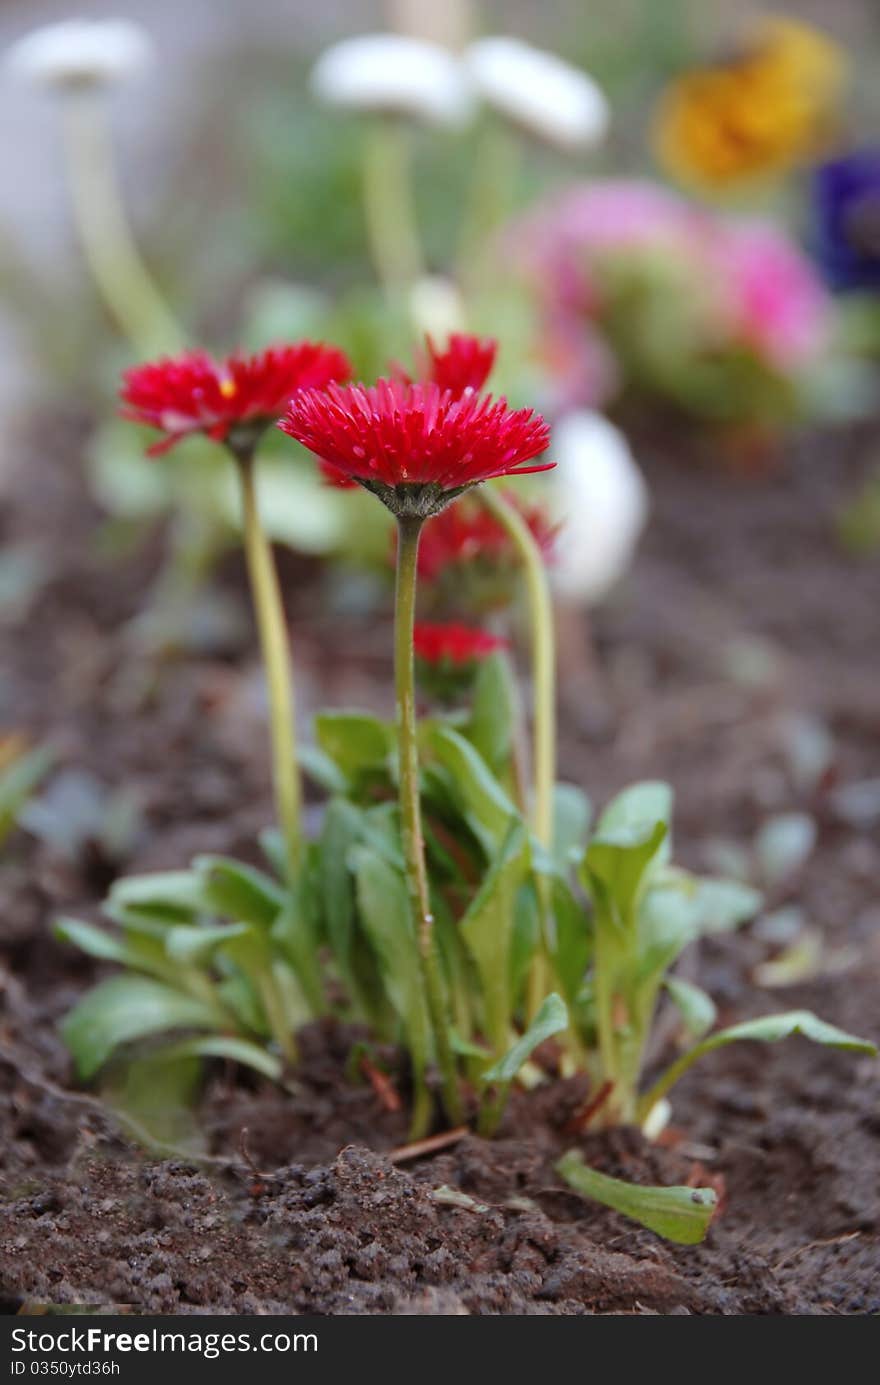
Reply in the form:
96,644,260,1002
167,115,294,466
592,917,644,1126
395,515,464,1133
61,94,219,656
592,926,624,1123
236,452,303,883
362,117,423,299
61,92,184,357
479,487,556,1018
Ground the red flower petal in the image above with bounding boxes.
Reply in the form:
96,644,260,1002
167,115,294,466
280,379,553,496
424,333,498,398
120,343,351,453
413,621,508,666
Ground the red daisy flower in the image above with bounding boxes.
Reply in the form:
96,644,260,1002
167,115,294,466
323,335,500,492
391,333,497,400
280,379,553,519
120,343,351,456
413,622,508,666
421,333,498,399
416,492,557,581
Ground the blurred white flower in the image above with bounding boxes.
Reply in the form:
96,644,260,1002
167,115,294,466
310,34,474,128
465,37,609,151
6,18,154,91
408,275,466,338
551,411,648,604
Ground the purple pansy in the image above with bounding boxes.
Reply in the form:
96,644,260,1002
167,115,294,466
814,151,880,292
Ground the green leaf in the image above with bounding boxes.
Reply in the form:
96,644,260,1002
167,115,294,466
315,711,393,780
509,878,540,1007
351,845,432,1085
430,887,472,1040
194,855,284,927
428,724,518,852
0,744,53,846
460,822,530,1055
482,993,568,1084
640,1009,878,1118
696,1009,877,1055
271,880,325,1016
597,781,673,847
105,871,207,927
164,921,253,965
637,885,700,986
299,743,349,795
318,799,364,976
217,974,265,1034
54,916,173,981
552,784,592,872
467,650,516,772
450,1029,492,1060
271,958,314,1033
419,761,463,822
161,1035,282,1081
556,1150,717,1245
326,806,407,1030
61,976,223,1080
665,975,717,1039
359,802,405,870
258,826,287,879
584,819,668,931
549,877,592,1005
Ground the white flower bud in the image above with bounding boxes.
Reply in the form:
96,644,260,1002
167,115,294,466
311,34,474,129
465,37,609,151
551,411,648,604
6,18,154,92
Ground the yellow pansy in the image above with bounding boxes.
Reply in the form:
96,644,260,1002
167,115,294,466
655,16,845,190
756,17,843,97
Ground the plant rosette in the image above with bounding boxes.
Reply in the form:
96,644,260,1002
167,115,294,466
58,334,876,1247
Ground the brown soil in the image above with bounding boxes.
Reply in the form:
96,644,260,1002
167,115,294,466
1,411,878,1315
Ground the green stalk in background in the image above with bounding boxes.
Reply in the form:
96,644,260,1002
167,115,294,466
395,515,464,1133
362,118,424,300
60,90,222,659
61,91,183,357
479,486,556,1018
233,444,303,884
456,122,521,298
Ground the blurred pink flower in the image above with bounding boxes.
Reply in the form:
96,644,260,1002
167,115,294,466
710,222,830,369
535,179,697,253
515,179,704,312
512,179,832,395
